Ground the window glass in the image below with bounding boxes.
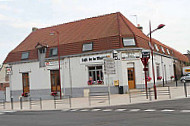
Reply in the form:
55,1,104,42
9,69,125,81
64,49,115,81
21,52,29,60
82,43,93,52
123,38,136,46
160,46,165,53
148,42,154,50
88,66,103,85
49,48,58,56
167,49,170,55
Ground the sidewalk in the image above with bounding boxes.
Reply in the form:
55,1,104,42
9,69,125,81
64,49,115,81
1,82,189,111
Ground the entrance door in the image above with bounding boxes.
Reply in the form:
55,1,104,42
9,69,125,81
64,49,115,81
50,70,60,92
127,68,135,89
22,73,30,93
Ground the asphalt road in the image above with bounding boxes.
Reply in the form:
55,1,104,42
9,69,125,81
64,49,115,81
1,98,190,126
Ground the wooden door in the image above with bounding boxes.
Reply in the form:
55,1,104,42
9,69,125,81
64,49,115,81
50,70,60,92
128,68,135,89
22,73,30,93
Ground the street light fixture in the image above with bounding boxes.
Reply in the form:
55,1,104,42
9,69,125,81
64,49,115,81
147,21,165,100
50,30,62,99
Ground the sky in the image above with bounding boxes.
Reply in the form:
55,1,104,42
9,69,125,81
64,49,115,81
0,0,190,64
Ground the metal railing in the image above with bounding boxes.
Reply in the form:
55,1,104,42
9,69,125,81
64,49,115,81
54,95,71,109
157,86,171,99
29,97,42,110
88,91,110,106
129,88,152,103
0,99,5,109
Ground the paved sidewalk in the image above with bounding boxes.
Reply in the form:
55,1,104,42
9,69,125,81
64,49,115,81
0,82,189,111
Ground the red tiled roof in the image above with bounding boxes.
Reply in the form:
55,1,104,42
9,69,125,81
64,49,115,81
4,12,189,63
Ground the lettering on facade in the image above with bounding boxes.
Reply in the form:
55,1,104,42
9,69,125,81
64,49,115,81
121,51,140,60
80,55,110,64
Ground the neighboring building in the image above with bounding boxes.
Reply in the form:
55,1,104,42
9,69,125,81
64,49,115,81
3,12,189,101
184,54,190,62
0,64,9,91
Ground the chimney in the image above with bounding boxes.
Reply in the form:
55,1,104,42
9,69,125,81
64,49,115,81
32,27,38,32
137,24,143,31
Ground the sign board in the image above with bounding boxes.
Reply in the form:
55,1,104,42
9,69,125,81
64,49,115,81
80,54,111,64
121,51,140,60
142,50,150,58
6,67,12,75
104,58,116,74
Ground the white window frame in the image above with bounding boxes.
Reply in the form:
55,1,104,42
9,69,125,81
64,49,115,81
49,48,58,57
82,42,93,52
122,38,136,46
160,46,165,53
21,52,29,60
154,44,159,51
167,49,170,55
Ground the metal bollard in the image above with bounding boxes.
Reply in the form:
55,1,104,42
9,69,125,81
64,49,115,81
148,88,152,101
11,97,14,110
20,97,22,110
40,98,42,110
184,82,187,97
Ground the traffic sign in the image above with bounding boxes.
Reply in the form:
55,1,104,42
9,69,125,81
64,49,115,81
104,58,116,74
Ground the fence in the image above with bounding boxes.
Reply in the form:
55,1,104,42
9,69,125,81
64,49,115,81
54,95,71,109
29,97,42,110
157,86,171,99
88,91,110,106
129,88,152,103
0,99,5,109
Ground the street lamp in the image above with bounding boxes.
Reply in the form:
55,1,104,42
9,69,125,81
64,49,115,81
147,21,165,100
50,30,62,99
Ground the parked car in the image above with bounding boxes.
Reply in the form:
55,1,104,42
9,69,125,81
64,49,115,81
180,73,190,82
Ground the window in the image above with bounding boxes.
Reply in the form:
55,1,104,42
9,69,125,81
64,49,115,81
160,46,165,53
154,44,159,51
167,49,170,55
148,42,154,50
156,64,160,78
21,52,29,60
38,47,46,67
88,66,103,85
82,42,93,52
49,48,58,57
122,38,136,46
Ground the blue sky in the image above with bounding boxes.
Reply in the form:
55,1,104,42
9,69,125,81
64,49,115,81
0,0,190,64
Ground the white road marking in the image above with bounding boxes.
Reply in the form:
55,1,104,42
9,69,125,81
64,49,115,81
0,112,4,115
115,109,127,112
129,109,140,112
61,109,70,112
180,110,190,113
70,109,78,112
80,109,89,112
161,109,175,112
144,109,156,112
102,109,112,112
91,109,101,112
3,110,16,113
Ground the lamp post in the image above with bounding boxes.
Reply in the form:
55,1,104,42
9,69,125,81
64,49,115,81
50,30,62,99
147,21,165,100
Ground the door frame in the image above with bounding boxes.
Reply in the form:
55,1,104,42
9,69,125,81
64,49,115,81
127,67,136,89
22,73,30,93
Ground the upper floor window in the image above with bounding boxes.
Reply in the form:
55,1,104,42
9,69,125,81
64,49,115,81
148,42,154,50
154,44,159,51
167,49,170,55
82,42,93,52
122,38,136,46
21,52,29,60
160,46,165,53
49,48,58,57
39,47,46,54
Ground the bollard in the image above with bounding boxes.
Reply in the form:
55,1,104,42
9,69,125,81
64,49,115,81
54,96,56,109
148,88,152,101
69,96,71,108
40,98,42,110
20,96,22,110
184,82,187,97
11,97,13,110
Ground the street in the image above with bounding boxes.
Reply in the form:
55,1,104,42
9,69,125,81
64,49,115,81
1,98,190,126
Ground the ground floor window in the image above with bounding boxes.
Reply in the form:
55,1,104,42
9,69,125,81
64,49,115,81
88,66,104,85
156,64,161,80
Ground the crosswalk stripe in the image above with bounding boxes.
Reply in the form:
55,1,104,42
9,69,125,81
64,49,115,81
102,109,112,112
0,113,4,115
180,110,190,113
80,109,89,112
70,109,78,112
161,109,175,112
129,109,140,112
144,109,156,112
115,109,127,112
91,109,101,112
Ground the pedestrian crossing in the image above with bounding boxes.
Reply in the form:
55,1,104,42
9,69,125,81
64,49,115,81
61,108,190,113
0,110,16,115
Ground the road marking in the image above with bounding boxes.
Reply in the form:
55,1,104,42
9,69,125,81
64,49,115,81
144,109,156,112
102,109,112,112
80,109,89,112
115,109,127,112
181,110,190,113
91,109,101,112
61,109,70,112
3,110,16,113
70,109,78,112
0,112,4,115
129,109,140,112
161,109,175,112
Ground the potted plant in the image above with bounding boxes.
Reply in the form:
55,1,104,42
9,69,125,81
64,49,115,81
170,75,175,79
157,76,162,80
51,91,57,96
22,92,29,97
147,76,152,82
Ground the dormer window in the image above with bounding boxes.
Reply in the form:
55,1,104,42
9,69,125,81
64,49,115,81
160,46,165,53
154,44,159,51
122,38,136,46
21,52,29,60
49,48,58,57
82,42,93,52
148,42,154,50
167,49,170,55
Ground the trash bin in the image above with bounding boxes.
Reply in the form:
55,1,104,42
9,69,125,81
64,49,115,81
118,86,124,94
